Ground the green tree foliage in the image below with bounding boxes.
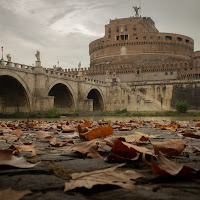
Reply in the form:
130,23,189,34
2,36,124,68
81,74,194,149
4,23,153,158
175,101,189,113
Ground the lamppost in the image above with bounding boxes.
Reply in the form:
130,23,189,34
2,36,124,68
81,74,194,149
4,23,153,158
1,46,3,60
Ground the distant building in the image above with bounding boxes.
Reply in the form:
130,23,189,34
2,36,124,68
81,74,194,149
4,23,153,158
70,13,200,82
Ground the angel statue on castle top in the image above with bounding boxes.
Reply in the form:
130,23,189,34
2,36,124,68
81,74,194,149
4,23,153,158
133,6,140,15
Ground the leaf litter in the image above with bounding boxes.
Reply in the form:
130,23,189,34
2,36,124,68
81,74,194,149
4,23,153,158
0,119,199,194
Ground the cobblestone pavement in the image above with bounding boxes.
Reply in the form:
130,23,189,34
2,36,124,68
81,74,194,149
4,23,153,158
0,120,200,200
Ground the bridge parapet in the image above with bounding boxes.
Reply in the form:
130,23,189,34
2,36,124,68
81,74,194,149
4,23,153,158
84,77,107,86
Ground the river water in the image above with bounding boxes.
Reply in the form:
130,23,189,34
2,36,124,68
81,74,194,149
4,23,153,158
1,115,200,122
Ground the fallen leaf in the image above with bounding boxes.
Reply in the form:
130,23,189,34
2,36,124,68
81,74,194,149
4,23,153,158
182,131,200,139
50,138,73,147
79,120,92,129
9,145,37,157
107,140,154,162
0,134,18,143
0,150,39,168
151,139,186,156
143,150,199,176
0,188,32,200
36,130,53,139
79,124,113,140
62,125,76,133
62,139,107,158
190,145,200,153
12,128,23,142
118,126,133,131
64,163,146,192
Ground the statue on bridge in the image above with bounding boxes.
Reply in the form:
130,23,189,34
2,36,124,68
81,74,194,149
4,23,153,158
78,62,81,71
35,51,40,61
6,54,11,62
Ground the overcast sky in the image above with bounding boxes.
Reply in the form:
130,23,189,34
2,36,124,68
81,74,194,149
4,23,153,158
0,0,199,69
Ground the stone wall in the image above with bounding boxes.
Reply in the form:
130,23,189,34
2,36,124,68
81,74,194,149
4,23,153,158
130,80,200,111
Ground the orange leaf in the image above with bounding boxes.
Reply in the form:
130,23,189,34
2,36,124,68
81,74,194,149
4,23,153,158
79,120,92,129
79,124,113,140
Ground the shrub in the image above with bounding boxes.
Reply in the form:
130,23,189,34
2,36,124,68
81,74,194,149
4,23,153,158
175,101,189,113
115,108,129,115
46,107,60,118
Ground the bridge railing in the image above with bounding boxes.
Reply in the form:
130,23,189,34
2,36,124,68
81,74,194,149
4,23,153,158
0,61,107,84
84,77,107,85
44,68,78,80
0,61,35,71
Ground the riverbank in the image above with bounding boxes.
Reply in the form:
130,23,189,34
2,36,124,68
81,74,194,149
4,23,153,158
100,110,200,117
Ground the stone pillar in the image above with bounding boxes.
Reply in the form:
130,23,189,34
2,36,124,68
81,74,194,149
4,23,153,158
35,61,41,67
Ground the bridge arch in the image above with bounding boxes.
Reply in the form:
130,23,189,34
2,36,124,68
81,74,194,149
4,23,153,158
48,80,77,113
0,70,31,113
86,86,105,111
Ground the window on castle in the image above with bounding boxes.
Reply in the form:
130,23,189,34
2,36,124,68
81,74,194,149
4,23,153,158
177,37,182,41
170,72,173,75
116,26,119,32
133,32,137,36
137,70,140,75
143,36,146,39
121,35,124,40
125,35,128,40
108,27,111,33
136,37,138,40
165,72,168,75
108,34,111,38
116,35,119,40
158,36,161,39
125,25,128,31
133,25,136,31
165,36,172,40
185,39,189,43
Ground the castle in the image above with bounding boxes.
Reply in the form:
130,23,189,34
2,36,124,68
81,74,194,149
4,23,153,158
68,8,200,83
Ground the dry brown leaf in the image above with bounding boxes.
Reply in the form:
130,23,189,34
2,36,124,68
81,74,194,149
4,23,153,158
107,139,154,162
151,139,186,157
62,125,76,133
50,138,73,147
62,139,107,158
182,131,200,139
64,163,146,192
0,134,18,143
9,145,37,157
79,124,113,140
0,150,39,168
0,188,32,200
36,130,53,140
190,145,200,153
143,150,199,176
12,128,23,142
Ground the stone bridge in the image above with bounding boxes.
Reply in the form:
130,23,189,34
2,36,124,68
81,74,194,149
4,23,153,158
0,59,112,114
2,56,199,114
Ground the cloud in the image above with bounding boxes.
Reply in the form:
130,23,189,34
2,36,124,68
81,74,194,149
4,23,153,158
0,0,199,69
